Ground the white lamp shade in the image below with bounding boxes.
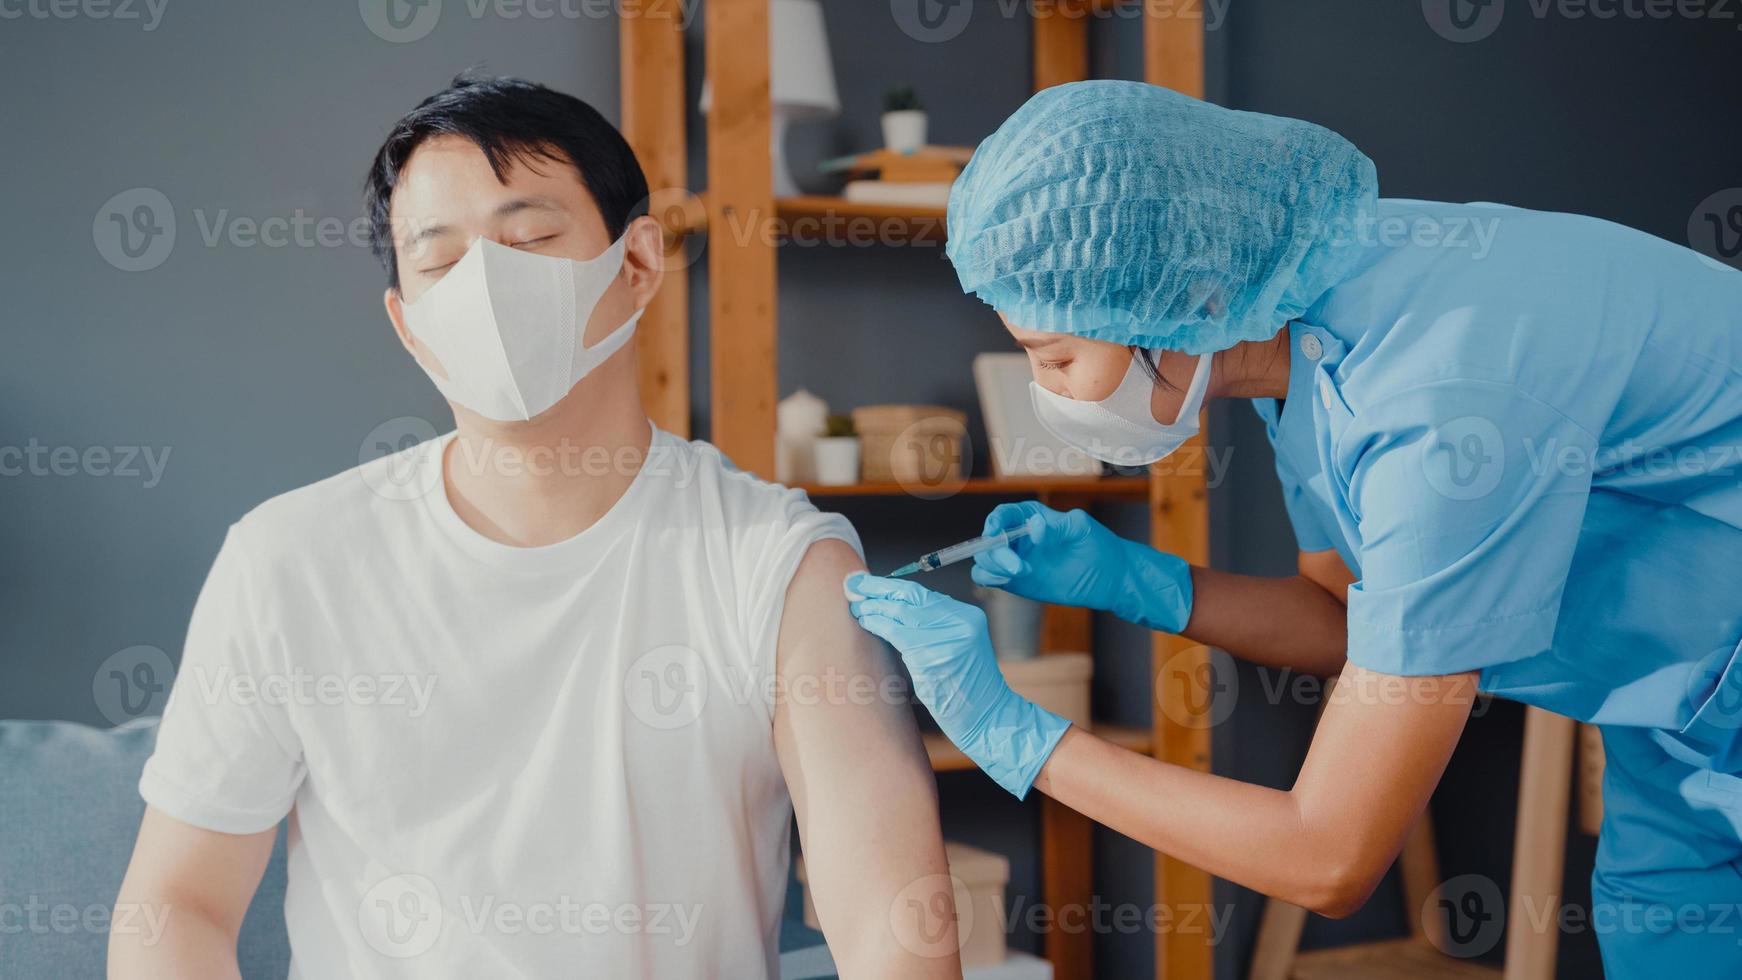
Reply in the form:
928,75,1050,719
699,0,840,119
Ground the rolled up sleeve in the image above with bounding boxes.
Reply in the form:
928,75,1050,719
1340,382,1595,677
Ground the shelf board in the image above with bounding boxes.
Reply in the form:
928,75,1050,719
777,195,948,243
794,475,1149,500
926,723,1151,773
663,194,950,243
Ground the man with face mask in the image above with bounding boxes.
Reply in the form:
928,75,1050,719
108,74,959,979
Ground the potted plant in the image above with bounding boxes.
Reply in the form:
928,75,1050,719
881,86,927,154
813,414,861,486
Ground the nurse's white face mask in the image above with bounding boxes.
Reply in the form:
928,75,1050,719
400,232,642,422
1030,352,1213,466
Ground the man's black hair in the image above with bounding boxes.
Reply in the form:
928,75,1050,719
364,72,649,290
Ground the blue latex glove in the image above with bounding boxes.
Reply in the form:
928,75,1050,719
846,573,1070,799
970,501,1194,634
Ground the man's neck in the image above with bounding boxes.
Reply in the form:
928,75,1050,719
441,360,652,548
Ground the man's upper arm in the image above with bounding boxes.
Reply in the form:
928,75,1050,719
110,806,276,976
772,539,961,975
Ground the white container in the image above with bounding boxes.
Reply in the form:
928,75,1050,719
812,436,860,485
797,840,1010,968
881,109,928,153
974,587,1044,661
776,388,828,483
1001,653,1092,729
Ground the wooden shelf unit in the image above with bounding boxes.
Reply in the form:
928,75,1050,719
619,5,1211,979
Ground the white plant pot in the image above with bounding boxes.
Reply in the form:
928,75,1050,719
974,586,1045,661
881,110,928,154
813,437,861,485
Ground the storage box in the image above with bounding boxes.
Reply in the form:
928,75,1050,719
1000,652,1093,730
796,841,1011,968
851,404,966,487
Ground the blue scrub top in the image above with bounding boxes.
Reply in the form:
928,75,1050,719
1252,199,1742,772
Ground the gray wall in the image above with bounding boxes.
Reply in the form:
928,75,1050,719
4,2,1736,978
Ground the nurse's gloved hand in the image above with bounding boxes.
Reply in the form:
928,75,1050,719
846,573,1070,799
971,501,1195,634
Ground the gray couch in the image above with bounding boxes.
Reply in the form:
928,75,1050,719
0,718,290,978
0,718,833,979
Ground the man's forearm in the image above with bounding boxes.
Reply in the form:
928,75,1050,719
1178,566,1348,675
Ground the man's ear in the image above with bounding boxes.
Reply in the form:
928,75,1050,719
384,287,413,353
384,287,446,378
620,214,667,311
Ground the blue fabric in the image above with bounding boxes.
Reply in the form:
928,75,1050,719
1588,725,1742,978
0,718,291,979
1251,325,1356,571
945,79,1378,355
1264,199,1742,754
1260,198,1742,970
971,500,1193,634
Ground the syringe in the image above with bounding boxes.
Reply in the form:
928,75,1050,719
888,524,1033,578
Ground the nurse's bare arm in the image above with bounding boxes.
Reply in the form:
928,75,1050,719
109,807,274,978
773,540,962,979
1177,548,1353,676
1034,662,1475,917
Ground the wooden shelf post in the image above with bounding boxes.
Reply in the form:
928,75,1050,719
705,0,778,477
620,0,691,436
1145,14,1213,977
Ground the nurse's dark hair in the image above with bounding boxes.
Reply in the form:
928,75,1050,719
1130,347,1180,392
363,70,649,290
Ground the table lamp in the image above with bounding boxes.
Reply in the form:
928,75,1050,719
699,0,840,197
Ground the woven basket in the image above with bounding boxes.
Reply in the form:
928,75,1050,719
851,404,967,486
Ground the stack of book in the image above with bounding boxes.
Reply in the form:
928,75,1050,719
819,145,973,207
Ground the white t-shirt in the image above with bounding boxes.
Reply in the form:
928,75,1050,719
140,426,858,979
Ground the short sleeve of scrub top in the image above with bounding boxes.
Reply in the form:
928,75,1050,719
1280,469,1336,554
1252,398,1337,555
1337,380,1599,678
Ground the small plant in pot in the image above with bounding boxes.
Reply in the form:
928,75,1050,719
814,414,861,486
881,86,927,154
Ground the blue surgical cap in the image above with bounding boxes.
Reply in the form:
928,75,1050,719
946,80,1378,355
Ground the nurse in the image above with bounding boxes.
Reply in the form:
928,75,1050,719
845,80,1742,976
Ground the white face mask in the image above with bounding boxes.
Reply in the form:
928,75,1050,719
1029,352,1213,466
400,233,642,422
